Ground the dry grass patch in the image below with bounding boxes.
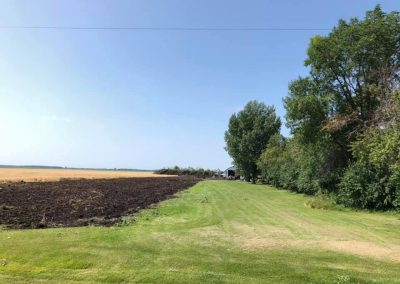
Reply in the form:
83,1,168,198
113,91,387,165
234,223,400,262
326,241,400,262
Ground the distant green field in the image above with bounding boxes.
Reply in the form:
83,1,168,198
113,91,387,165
1,181,399,283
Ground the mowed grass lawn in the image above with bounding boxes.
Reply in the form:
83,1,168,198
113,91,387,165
1,181,400,283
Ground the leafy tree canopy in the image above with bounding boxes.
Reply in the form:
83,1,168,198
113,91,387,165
286,5,400,148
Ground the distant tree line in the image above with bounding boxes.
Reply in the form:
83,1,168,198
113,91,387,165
155,166,221,178
225,6,400,210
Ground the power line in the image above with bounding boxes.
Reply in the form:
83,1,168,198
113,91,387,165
0,25,330,31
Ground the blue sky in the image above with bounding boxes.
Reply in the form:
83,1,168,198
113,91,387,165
0,1,398,170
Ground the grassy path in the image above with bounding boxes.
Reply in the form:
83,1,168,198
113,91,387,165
1,180,400,283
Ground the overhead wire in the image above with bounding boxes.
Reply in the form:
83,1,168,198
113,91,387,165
0,25,330,31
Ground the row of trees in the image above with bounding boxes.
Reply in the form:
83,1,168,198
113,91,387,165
225,6,400,210
155,166,221,178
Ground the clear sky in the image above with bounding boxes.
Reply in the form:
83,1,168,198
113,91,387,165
0,1,398,170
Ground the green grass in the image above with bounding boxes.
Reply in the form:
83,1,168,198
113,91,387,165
1,180,400,283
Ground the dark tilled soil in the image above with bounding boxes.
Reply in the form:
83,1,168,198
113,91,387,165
0,177,199,229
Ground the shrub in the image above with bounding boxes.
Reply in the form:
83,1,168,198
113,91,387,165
304,193,343,211
337,161,400,210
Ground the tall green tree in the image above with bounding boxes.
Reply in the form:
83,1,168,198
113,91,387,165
258,5,400,209
225,101,281,183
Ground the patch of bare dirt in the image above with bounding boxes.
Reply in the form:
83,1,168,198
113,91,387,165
0,177,199,229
